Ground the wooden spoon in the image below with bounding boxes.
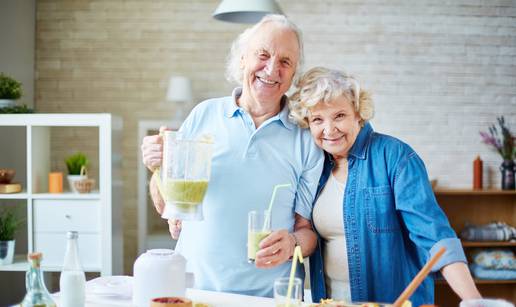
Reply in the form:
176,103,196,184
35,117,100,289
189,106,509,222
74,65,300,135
392,247,446,307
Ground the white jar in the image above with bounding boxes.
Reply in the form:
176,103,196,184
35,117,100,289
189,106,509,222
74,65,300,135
133,249,186,307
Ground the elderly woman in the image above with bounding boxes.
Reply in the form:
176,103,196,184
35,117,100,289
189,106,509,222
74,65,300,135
289,67,481,306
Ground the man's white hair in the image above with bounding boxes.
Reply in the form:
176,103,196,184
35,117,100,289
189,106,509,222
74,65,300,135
225,14,304,85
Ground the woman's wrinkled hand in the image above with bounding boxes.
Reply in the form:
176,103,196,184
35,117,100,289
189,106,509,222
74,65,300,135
254,229,296,269
168,219,182,240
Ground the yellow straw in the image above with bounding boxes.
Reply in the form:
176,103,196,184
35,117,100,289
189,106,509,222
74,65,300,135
285,246,303,307
262,183,291,231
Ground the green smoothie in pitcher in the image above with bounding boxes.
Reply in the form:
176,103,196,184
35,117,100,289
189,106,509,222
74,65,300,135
163,179,209,211
247,230,272,262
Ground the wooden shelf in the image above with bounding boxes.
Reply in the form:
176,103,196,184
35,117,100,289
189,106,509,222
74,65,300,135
462,241,516,247
434,188,516,196
436,278,516,285
434,190,516,305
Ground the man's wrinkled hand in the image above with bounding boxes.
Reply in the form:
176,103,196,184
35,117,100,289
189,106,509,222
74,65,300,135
168,219,182,240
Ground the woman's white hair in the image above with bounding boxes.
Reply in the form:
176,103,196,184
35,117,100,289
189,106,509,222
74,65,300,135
225,14,304,85
289,67,374,128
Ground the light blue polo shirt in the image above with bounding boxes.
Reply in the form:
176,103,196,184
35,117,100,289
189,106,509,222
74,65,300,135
174,88,324,297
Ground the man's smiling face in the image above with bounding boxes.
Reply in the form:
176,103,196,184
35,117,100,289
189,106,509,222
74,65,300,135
240,22,300,106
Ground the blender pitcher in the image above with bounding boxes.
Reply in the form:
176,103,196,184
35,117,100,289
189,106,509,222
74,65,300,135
155,131,213,220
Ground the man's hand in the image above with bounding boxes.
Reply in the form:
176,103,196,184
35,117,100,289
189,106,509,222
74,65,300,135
254,229,295,268
141,126,169,172
168,219,182,240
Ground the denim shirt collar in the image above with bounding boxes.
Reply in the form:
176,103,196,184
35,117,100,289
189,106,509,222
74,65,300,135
224,87,294,130
348,122,373,160
324,122,373,168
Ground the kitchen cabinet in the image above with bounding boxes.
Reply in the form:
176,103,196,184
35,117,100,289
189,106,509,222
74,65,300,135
0,114,123,276
434,188,516,305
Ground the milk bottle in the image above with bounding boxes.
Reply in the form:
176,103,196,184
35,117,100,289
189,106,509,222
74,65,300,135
59,231,86,307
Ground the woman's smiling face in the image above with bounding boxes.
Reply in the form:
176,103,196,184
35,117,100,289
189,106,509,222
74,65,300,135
308,95,362,159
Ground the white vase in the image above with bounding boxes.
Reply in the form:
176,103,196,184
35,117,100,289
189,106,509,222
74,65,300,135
0,240,15,265
0,99,15,108
67,175,87,193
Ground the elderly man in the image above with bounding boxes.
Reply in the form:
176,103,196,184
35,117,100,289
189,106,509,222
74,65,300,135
141,15,323,297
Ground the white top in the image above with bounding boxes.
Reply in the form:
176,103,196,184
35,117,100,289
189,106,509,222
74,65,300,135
313,173,351,302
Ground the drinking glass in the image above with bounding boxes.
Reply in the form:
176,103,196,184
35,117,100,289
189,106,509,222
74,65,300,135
274,277,302,307
247,210,271,262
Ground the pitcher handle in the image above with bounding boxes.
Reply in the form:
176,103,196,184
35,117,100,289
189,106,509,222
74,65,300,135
152,169,166,201
152,129,168,201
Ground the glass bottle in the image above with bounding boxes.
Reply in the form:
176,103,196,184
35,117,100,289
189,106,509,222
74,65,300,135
59,231,86,307
21,252,56,307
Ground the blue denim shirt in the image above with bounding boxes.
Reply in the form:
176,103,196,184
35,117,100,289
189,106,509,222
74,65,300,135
309,123,466,307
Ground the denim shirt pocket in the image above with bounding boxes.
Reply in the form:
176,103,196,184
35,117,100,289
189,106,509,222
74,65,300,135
364,185,401,233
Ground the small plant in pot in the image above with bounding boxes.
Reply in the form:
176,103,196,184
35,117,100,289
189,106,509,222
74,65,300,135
0,209,21,265
65,152,89,193
0,73,23,109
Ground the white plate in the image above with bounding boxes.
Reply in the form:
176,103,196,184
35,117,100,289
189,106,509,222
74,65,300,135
86,275,133,299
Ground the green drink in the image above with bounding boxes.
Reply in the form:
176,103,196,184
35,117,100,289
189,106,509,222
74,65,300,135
247,230,272,262
163,179,209,211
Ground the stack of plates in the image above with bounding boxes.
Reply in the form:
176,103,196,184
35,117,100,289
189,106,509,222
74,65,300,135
85,275,134,305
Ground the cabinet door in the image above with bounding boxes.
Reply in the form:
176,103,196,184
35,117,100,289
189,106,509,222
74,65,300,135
32,199,101,269
33,199,100,232
33,232,101,269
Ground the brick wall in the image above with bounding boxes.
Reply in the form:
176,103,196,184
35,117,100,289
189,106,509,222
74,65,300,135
36,0,516,273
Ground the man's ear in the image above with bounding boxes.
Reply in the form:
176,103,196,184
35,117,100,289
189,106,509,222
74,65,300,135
240,55,245,69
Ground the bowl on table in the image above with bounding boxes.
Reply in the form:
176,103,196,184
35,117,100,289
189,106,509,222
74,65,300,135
0,169,15,184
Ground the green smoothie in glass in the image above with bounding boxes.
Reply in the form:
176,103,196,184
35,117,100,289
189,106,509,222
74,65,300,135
247,230,272,262
163,179,209,211
247,210,271,263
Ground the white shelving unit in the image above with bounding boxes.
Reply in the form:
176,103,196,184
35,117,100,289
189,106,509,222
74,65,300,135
137,119,181,254
0,114,123,276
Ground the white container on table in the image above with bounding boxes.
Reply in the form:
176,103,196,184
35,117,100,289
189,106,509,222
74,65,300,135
133,249,187,307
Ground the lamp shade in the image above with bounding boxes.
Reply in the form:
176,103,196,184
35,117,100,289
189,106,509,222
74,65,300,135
166,76,192,103
213,0,284,24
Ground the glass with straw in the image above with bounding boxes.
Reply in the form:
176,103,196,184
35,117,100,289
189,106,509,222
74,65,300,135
274,246,304,307
247,210,272,262
247,183,291,263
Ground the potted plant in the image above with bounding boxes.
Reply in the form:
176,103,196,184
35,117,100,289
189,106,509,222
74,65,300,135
0,209,21,265
480,116,516,190
0,73,23,108
65,152,89,193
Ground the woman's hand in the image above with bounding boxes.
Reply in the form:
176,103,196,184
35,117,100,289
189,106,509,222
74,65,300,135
254,229,296,269
168,219,182,240
141,126,168,172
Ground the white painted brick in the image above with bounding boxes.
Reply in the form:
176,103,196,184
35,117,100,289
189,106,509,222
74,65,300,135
34,0,516,273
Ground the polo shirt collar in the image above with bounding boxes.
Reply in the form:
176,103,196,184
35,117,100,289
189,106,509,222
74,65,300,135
224,87,295,130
